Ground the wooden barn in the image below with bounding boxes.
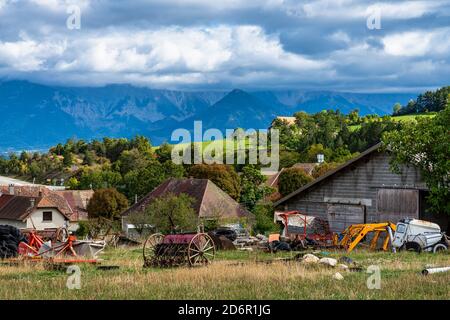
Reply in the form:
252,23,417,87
274,143,449,233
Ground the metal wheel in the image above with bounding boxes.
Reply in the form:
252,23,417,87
405,242,422,253
143,233,164,266
433,243,447,253
188,233,215,267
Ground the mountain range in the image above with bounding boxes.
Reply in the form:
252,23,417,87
0,80,418,152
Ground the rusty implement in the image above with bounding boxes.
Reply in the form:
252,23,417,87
335,222,397,253
143,233,215,268
19,233,105,261
21,227,69,243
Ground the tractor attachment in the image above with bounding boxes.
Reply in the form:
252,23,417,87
335,222,397,253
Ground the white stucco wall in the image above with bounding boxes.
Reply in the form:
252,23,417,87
0,219,26,229
26,208,68,230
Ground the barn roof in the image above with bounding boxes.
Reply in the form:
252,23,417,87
274,142,383,206
122,178,253,220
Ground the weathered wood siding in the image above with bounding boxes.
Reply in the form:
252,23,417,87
327,204,364,232
279,151,426,232
377,188,419,222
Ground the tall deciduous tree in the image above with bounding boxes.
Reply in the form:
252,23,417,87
189,164,241,200
278,167,313,197
122,160,185,201
383,99,450,214
144,193,198,234
87,188,129,220
240,165,273,210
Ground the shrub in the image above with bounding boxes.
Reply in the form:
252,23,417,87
278,167,313,196
311,162,339,179
252,203,279,235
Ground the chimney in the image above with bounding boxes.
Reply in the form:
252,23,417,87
30,198,35,208
8,184,14,195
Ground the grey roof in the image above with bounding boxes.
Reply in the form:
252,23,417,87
0,194,39,221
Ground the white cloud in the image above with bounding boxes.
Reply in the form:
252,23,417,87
382,28,450,57
301,0,443,20
329,31,351,44
0,25,327,86
0,38,66,71
30,0,90,11
367,1,444,19
0,0,448,90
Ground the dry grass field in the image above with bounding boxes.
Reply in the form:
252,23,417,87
0,248,448,300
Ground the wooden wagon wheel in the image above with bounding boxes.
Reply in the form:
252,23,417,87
143,233,164,266
55,227,69,242
187,233,215,267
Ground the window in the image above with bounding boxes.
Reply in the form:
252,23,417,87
42,211,53,222
396,224,406,234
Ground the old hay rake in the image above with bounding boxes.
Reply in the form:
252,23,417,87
143,232,216,267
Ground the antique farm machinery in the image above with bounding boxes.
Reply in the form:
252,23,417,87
334,222,397,253
143,232,216,267
0,225,104,266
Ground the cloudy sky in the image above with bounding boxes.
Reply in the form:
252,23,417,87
0,0,449,92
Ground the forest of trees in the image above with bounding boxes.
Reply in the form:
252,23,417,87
273,109,401,168
393,86,450,115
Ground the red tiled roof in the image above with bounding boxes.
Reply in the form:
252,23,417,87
54,190,94,222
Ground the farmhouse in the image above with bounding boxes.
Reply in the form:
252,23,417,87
121,178,254,235
0,193,70,230
0,185,93,231
274,142,449,233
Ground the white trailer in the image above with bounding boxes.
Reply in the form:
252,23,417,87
392,218,449,253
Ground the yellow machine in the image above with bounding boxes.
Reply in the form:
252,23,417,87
333,222,397,253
